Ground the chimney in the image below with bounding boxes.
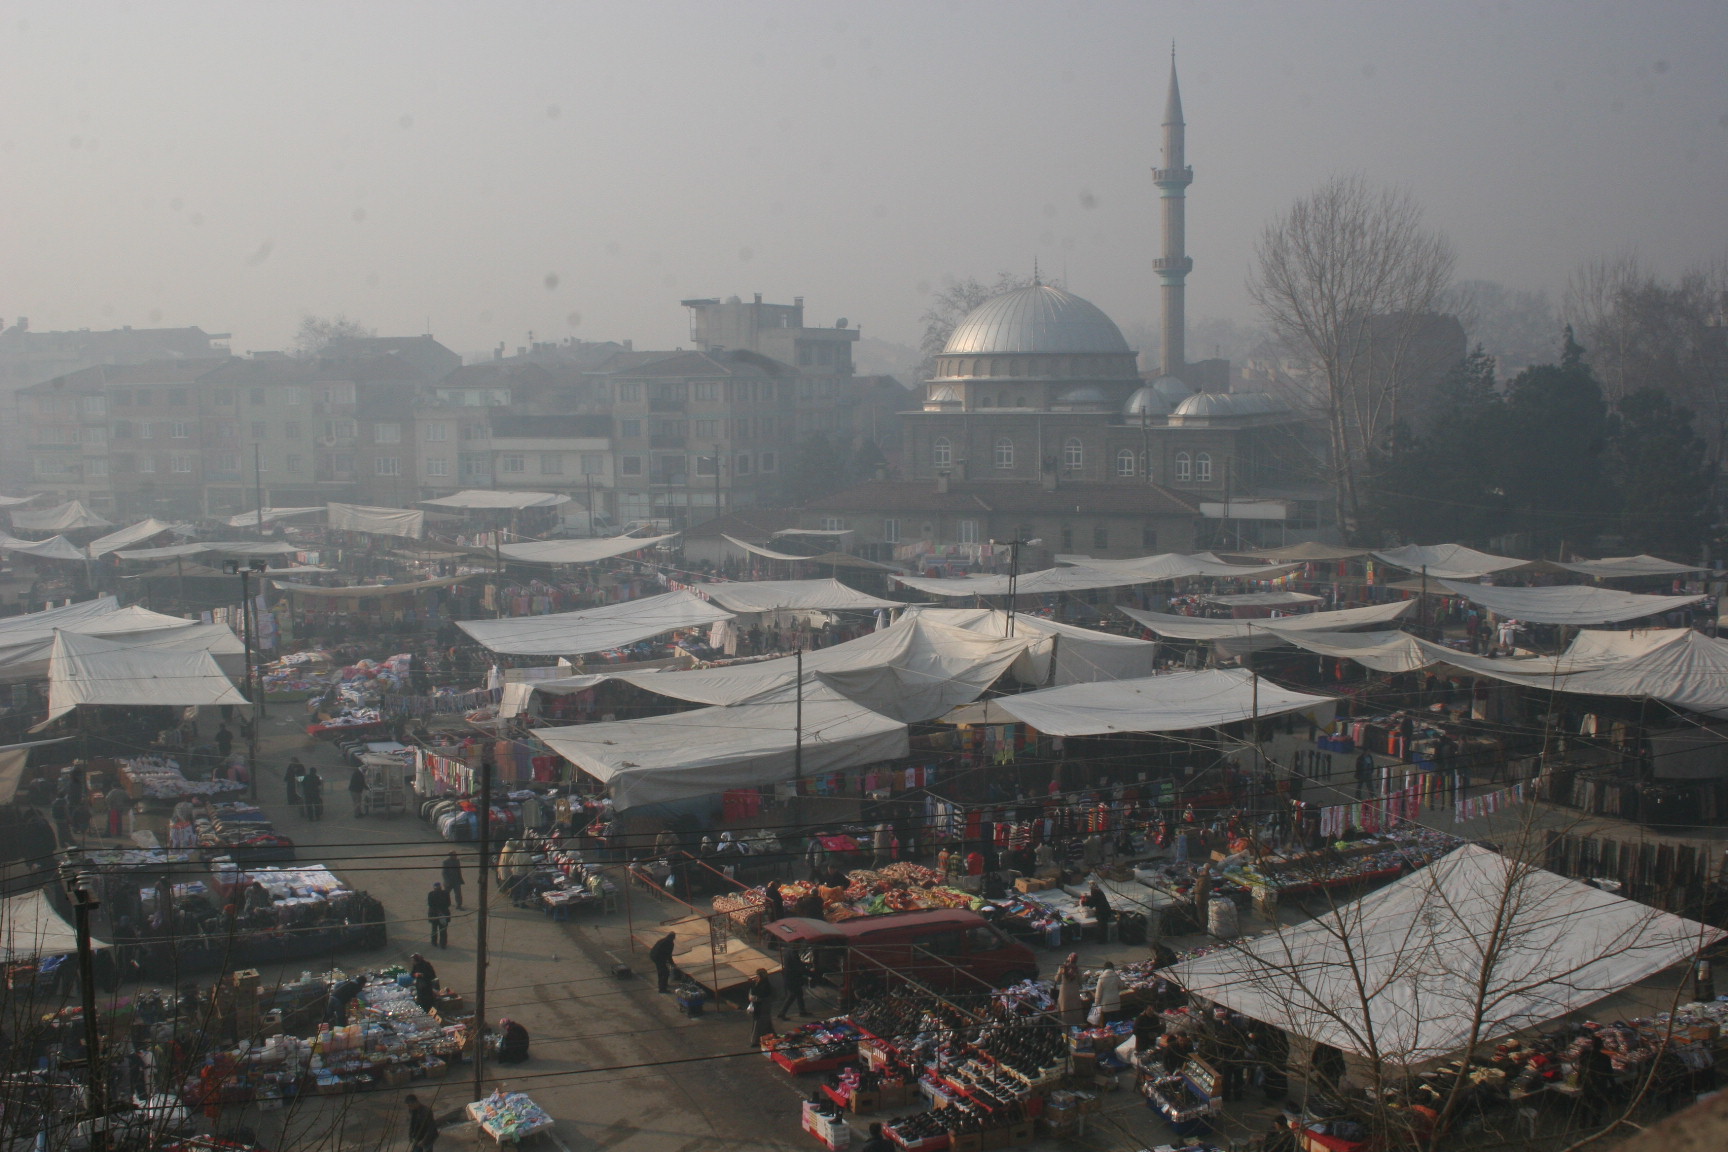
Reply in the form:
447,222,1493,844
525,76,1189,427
753,293,762,305
936,471,950,494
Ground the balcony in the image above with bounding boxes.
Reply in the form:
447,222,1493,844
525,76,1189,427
649,472,688,487
649,435,686,449
648,399,686,413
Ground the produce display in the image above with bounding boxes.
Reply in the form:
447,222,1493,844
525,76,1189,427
713,865,980,931
120,756,246,801
468,1091,555,1143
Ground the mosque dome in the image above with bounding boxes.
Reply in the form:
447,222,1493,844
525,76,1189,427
1124,375,1194,417
943,285,1132,356
1169,390,1291,420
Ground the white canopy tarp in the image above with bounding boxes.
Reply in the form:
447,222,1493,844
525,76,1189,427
497,533,679,564
458,589,733,656
772,528,854,538
0,494,40,508
10,500,113,533
992,668,1335,736
722,534,823,562
224,506,325,527
44,629,247,723
513,615,1027,723
1268,629,1431,674
422,490,572,510
113,540,302,561
898,553,1303,599
698,578,899,615
1558,554,1714,579
2,889,109,962
1117,600,1415,652
904,607,1160,686
1174,844,1723,1063
537,698,908,809
1201,591,1323,607
0,597,119,644
86,518,178,559
270,575,470,597
1437,579,1705,625
0,533,88,562
326,502,425,539
1372,543,1533,580
1062,552,1304,581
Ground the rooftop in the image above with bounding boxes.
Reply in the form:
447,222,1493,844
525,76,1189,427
943,285,1133,357
807,479,1200,518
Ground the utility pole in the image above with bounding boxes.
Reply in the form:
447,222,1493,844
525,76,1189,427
70,880,107,1151
253,442,266,532
472,751,494,1101
992,537,1042,638
224,559,264,800
793,648,803,827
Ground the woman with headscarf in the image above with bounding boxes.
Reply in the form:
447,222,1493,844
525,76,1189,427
496,1017,530,1064
1055,953,1085,1028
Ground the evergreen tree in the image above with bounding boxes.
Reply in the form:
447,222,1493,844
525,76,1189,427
1607,389,1712,557
1370,347,1505,543
1498,327,1612,547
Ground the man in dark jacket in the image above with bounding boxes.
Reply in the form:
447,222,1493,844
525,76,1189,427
442,850,465,909
649,932,677,992
302,768,324,821
406,1093,439,1152
777,947,809,1019
747,969,776,1045
427,882,452,948
348,766,368,817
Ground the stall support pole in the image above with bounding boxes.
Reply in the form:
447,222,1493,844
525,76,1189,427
472,753,494,1101
72,883,107,1151
793,649,803,829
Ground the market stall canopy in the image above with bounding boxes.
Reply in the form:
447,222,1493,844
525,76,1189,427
903,607,1160,686
1057,552,1304,581
0,737,73,803
991,668,1335,736
0,533,87,562
497,533,679,564
224,506,325,528
536,698,908,809
260,564,338,577
326,502,425,539
1224,542,1371,563
10,500,113,533
42,629,247,723
722,534,822,562
112,540,301,561
1371,543,1534,580
1174,844,1723,1063
1,889,109,961
804,551,904,572
1557,554,1716,579
1262,628,1431,674
270,575,471,598
86,518,178,559
458,589,733,656
511,614,1025,723
697,578,899,615
0,596,119,643
422,490,572,510
1200,591,1323,608
1436,580,1706,625
771,528,854,538
1117,600,1414,651
0,494,40,508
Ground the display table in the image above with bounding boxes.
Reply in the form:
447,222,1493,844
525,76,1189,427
468,1091,555,1146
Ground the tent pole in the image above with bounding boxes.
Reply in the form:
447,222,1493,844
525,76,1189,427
473,751,494,1101
794,649,804,828
71,882,107,1151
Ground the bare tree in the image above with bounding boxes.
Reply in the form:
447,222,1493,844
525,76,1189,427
291,313,375,360
1248,175,1457,540
917,272,1039,382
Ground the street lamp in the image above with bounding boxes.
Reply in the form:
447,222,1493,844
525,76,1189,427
989,537,1042,637
223,558,268,799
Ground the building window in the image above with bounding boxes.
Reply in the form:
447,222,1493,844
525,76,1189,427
1060,525,1074,551
958,519,978,544
460,454,488,477
759,451,777,472
693,382,719,402
375,456,400,476
167,389,188,406
994,438,1014,469
693,419,719,440
500,454,526,474
425,458,448,477
284,421,302,439
581,454,606,476
424,423,449,442
287,454,304,473
1093,526,1109,550
79,395,107,417
735,453,751,475
694,455,717,477
170,454,194,473
286,388,303,406
758,417,775,436
1063,437,1083,470
332,452,354,473
251,421,267,440
540,453,563,475
1141,523,1158,550
113,391,132,407
933,437,952,469
460,423,485,440
621,419,641,438
249,387,267,406
817,517,842,531
139,455,155,474
87,457,108,478
1115,448,1136,477
619,382,642,402
620,455,643,477
1175,452,1192,482
113,421,133,440
883,518,900,543
170,422,191,439
1195,452,1213,483
374,423,401,444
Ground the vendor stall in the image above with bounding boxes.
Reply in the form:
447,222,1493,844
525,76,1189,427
468,1091,555,1146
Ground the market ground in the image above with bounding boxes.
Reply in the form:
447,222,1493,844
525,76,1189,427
206,709,1222,1152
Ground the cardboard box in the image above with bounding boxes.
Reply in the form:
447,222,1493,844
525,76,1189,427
1006,1122,1034,1147
979,1128,1008,1151
947,1134,982,1152
1039,1117,1078,1139
849,1090,880,1114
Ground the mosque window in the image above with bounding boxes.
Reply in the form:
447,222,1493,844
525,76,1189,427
1196,452,1213,482
1175,452,1192,482
933,437,952,468
1115,449,1136,477
994,438,1015,469
1063,437,1084,470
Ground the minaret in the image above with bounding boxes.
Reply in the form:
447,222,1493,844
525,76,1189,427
1153,48,1194,382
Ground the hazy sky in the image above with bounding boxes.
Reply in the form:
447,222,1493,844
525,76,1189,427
3,1,1724,361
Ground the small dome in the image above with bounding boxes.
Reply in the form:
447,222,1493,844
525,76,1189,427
924,384,962,409
1125,375,1194,417
1171,391,1237,418
943,285,1132,356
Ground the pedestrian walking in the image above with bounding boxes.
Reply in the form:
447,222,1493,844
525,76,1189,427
427,882,452,948
49,793,71,846
302,768,324,821
1353,750,1375,799
441,850,465,909
348,765,367,818
747,969,776,1045
214,724,233,758
777,947,809,1019
406,1093,439,1152
649,932,677,993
